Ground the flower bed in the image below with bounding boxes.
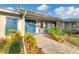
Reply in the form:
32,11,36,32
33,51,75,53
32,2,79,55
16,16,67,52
0,29,44,54
69,37,79,47
47,27,68,43
24,32,44,54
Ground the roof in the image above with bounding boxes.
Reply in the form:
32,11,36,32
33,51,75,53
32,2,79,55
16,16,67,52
64,18,79,22
0,8,79,22
0,8,21,17
0,8,63,22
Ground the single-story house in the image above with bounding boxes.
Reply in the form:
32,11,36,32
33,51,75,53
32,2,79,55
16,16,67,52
0,8,79,36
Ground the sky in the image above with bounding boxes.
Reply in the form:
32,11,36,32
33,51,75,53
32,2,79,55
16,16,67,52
0,4,79,19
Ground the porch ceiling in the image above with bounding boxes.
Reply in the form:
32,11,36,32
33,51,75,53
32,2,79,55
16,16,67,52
26,11,63,21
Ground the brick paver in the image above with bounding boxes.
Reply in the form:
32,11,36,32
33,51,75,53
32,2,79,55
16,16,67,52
35,34,79,54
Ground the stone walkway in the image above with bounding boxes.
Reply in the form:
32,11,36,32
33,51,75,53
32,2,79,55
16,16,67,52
35,34,79,54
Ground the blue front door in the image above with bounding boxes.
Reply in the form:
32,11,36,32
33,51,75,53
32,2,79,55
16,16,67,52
25,19,36,33
5,17,17,34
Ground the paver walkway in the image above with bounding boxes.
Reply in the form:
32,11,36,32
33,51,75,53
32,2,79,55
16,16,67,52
35,34,79,54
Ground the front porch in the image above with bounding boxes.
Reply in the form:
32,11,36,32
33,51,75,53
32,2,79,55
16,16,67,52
0,15,59,37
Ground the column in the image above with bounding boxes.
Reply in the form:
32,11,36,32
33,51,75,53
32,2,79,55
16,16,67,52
18,17,25,36
43,21,46,33
56,21,61,28
62,22,65,29
0,15,6,37
18,17,27,54
45,21,48,29
35,20,41,34
43,21,46,28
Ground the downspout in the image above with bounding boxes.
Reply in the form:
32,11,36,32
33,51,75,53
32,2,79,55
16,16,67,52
22,10,27,54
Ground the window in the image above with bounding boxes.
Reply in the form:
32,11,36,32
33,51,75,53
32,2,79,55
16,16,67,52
5,16,18,34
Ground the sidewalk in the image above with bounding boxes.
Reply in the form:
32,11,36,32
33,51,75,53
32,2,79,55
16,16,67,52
35,34,79,54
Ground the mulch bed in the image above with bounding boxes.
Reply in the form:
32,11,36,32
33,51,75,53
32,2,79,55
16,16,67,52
44,34,67,43
44,34,79,50
44,34,58,41
26,44,45,54
28,47,45,54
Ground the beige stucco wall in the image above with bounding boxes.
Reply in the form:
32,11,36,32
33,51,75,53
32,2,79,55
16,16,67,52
0,15,6,37
18,17,25,36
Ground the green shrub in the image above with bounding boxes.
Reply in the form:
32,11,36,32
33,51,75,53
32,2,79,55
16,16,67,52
8,29,21,40
48,27,68,41
48,27,67,36
4,29,22,54
4,39,21,54
24,32,37,49
8,29,16,34
0,40,6,49
69,37,79,46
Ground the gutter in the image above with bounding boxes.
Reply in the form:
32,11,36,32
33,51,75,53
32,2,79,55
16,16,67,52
22,10,27,54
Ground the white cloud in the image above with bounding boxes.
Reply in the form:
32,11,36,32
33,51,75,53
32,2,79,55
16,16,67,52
55,7,66,15
74,8,79,16
7,7,14,10
66,7,75,15
37,4,48,10
55,6,79,19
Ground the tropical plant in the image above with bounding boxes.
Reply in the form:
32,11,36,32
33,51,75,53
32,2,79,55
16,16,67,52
8,29,16,34
0,38,7,49
4,39,21,54
24,32,37,49
48,27,68,41
48,27,67,35
4,29,22,54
